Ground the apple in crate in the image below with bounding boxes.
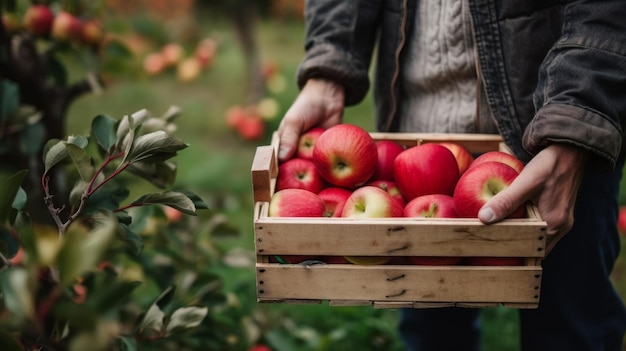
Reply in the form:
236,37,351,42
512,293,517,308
394,143,460,201
341,186,403,218
342,186,402,265
268,189,325,217
469,150,525,173
371,140,405,181
403,194,463,265
312,124,378,189
403,194,457,218
318,187,352,217
296,127,326,161
276,158,325,194
453,161,525,218
367,179,406,207
437,142,474,175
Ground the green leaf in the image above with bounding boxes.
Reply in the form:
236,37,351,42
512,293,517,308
154,285,176,309
0,170,27,224
117,223,144,255
57,214,117,286
165,306,208,335
115,110,147,150
66,143,94,182
14,211,38,262
92,114,117,152
118,336,137,351
139,302,165,334
178,190,209,210
43,139,68,174
126,161,176,188
127,131,188,164
47,55,68,87
12,187,27,210
130,191,196,215
69,180,88,211
89,280,141,313
83,187,129,215
67,135,89,148
0,267,34,320
0,226,19,259
0,80,19,122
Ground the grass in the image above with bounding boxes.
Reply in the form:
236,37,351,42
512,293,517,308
65,14,626,351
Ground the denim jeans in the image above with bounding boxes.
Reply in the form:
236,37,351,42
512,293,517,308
398,152,626,351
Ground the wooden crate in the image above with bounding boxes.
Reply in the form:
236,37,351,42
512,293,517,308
251,132,548,309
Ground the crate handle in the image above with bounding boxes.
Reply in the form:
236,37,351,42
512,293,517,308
251,145,278,203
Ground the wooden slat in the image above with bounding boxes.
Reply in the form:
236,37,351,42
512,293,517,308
255,216,546,257
256,263,542,304
251,145,277,203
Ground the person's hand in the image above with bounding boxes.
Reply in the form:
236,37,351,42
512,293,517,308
477,143,588,254
277,78,345,162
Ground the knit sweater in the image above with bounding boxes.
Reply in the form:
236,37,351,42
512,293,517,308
399,0,497,134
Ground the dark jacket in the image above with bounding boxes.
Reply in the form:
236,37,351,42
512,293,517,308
296,0,626,167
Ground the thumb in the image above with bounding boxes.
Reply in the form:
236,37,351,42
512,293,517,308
477,171,536,224
277,128,300,161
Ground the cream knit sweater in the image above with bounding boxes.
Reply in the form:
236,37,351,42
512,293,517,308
399,0,497,134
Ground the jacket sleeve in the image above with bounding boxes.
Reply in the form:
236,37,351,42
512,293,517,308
523,0,626,170
296,1,381,106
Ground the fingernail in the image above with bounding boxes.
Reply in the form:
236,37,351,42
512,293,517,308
278,147,288,160
478,207,496,223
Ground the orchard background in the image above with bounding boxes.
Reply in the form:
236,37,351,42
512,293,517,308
1,1,626,350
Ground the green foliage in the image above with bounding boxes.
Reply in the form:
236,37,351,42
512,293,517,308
0,107,249,350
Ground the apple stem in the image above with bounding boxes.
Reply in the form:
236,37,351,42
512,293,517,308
427,203,438,218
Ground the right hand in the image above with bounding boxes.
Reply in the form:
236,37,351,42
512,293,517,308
277,78,345,162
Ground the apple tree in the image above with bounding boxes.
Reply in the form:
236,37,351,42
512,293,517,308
0,1,250,350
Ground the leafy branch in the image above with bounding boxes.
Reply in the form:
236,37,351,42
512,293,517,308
40,107,203,238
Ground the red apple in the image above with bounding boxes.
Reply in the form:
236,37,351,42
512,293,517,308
23,5,54,36
236,115,265,140
317,187,352,217
80,19,104,47
312,124,378,189
161,42,184,67
393,143,460,201
465,257,523,266
618,206,626,235
195,38,217,68
226,105,245,128
371,140,405,181
341,186,403,218
366,179,406,207
453,161,525,218
163,206,184,223
403,194,457,218
403,194,463,265
276,158,325,194
143,52,166,75
437,142,474,175
296,127,325,161
469,151,525,173
268,189,324,217
51,11,81,42
320,256,351,264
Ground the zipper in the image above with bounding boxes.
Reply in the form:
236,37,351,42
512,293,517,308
383,0,409,132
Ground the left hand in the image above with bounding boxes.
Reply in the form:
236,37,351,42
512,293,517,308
477,143,588,254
